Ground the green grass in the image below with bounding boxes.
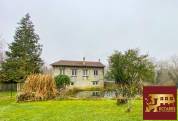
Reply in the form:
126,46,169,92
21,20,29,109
0,92,175,121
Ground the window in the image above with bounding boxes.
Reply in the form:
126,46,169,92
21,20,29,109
72,69,77,76
165,97,168,100
92,91,99,96
92,81,98,85
170,97,174,100
60,68,65,75
94,70,98,76
83,69,88,76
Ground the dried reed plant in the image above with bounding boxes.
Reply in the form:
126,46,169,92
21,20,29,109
17,74,57,101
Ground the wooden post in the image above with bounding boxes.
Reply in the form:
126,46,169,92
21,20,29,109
10,80,12,98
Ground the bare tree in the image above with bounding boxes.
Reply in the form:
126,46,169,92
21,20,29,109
155,60,170,84
168,56,178,84
156,56,178,85
0,36,4,63
41,63,53,74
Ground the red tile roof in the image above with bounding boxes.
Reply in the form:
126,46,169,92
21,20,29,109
51,60,105,68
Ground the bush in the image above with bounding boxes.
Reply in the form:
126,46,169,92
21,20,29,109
17,74,57,102
116,97,128,105
55,75,71,88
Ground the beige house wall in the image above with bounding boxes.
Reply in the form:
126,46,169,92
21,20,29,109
53,66,104,89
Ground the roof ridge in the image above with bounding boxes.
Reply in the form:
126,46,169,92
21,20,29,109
59,60,102,63
51,59,105,67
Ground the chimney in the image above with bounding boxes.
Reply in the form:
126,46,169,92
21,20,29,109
83,57,85,65
98,58,100,62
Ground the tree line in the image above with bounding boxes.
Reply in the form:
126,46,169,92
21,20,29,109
0,13,178,87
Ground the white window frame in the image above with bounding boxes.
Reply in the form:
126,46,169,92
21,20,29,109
94,69,98,76
92,81,98,85
71,69,77,76
60,68,65,75
83,69,88,77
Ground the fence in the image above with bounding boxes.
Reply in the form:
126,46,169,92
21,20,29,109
0,82,25,92
0,83,17,91
17,83,24,92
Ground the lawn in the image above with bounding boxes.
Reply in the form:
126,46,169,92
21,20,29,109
0,92,175,121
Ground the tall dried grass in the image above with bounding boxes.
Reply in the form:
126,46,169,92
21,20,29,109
17,74,57,102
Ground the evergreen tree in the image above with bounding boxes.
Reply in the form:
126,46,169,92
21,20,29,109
0,13,43,83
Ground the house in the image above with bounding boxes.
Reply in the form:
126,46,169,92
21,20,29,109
51,58,105,89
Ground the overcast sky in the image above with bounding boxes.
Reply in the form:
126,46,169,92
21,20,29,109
1,0,178,65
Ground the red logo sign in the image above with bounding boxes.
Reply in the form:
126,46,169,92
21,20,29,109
143,86,177,120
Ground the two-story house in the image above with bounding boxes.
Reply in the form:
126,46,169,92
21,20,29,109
51,58,105,89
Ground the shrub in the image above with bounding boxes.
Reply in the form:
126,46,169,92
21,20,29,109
55,75,71,88
116,97,128,105
17,74,57,102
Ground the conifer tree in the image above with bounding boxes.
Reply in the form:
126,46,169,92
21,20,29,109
0,13,43,82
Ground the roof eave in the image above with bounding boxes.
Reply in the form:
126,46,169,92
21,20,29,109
51,64,105,68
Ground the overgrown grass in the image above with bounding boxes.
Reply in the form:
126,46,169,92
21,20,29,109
0,91,176,121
